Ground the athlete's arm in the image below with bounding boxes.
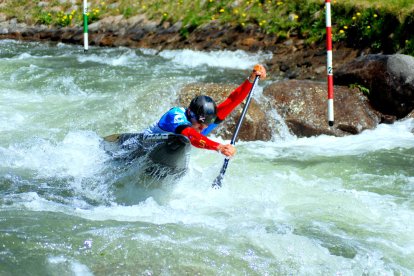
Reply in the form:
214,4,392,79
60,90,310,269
216,79,253,121
216,64,266,121
178,126,236,157
179,126,220,150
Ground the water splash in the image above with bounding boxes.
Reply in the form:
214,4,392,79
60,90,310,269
158,49,273,69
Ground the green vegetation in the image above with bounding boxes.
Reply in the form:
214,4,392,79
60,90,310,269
350,83,370,95
1,0,414,55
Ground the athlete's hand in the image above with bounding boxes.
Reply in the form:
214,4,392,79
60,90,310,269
249,64,267,81
217,144,236,157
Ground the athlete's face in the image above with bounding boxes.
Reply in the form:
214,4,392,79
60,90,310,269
191,119,208,132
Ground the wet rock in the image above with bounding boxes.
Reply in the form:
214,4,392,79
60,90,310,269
335,54,414,118
380,114,397,124
405,109,414,119
128,28,145,41
405,110,414,134
263,80,381,137
178,83,272,141
60,27,79,43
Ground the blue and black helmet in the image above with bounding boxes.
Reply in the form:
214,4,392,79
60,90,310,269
189,95,217,125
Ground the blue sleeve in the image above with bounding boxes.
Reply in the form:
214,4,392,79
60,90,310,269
201,123,218,136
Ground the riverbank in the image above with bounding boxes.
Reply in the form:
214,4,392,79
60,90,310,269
1,0,414,81
0,14,362,81
1,0,414,55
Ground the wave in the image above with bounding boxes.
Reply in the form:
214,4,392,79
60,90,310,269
244,118,414,159
158,49,272,69
77,48,140,66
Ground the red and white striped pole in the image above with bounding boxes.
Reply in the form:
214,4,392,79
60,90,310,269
325,0,334,126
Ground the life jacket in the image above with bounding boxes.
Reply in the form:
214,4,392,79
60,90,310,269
144,107,191,134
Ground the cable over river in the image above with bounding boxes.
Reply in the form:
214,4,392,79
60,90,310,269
0,40,413,275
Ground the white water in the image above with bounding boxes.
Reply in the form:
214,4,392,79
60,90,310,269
0,40,413,275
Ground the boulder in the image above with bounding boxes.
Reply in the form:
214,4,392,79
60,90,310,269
405,109,414,119
178,83,272,141
263,80,381,137
334,54,414,118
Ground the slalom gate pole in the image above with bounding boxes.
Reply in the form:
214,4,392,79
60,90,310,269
83,0,89,52
212,75,260,189
325,0,334,126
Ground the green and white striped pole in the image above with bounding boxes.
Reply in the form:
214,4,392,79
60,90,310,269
83,0,88,52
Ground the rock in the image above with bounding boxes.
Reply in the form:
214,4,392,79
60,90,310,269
50,6,63,13
98,15,124,32
314,65,325,75
335,54,414,118
88,21,100,32
126,14,147,26
263,80,381,137
240,37,257,48
37,1,49,7
60,27,79,43
178,83,272,141
0,13,7,22
405,109,414,119
380,114,397,124
404,110,414,135
58,0,76,4
168,21,182,33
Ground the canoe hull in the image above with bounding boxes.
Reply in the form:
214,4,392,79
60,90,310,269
102,133,191,177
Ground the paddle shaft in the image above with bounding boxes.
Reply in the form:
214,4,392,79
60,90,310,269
212,75,260,188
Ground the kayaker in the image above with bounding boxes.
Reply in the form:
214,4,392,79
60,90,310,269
144,64,267,157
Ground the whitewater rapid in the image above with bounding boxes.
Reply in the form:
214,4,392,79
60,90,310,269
0,40,413,275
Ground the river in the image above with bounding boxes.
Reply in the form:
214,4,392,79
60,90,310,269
0,40,413,275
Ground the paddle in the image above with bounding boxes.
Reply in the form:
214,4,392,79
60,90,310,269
212,75,260,188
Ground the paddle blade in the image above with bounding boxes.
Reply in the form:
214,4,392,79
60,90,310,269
212,173,224,189
103,134,121,142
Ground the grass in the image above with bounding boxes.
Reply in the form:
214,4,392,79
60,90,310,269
1,0,414,55
333,0,414,17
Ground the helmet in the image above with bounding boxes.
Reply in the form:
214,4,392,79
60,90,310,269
188,95,217,124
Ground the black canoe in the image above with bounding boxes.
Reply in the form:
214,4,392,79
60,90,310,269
102,133,191,177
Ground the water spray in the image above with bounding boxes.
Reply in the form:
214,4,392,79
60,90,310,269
325,0,334,126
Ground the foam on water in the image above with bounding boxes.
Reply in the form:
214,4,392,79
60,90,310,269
77,48,139,67
4,118,412,214
1,131,111,208
158,49,273,69
0,105,26,132
247,119,414,159
47,255,93,276
73,47,273,75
